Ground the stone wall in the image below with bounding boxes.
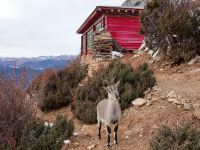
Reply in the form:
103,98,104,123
80,54,109,77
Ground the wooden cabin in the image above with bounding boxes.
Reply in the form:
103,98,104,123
77,6,144,57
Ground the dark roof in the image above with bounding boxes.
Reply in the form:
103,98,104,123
77,6,143,34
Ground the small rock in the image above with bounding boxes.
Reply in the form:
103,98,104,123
145,94,152,100
161,95,166,100
144,88,151,95
74,142,79,147
174,99,182,105
147,100,152,106
168,98,182,105
132,98,147,107
194,107,200,119
183,103,193,110
177,105,182,108
63,140,71,145
167,98,175,103
139,134,143,138
167,91,177,98
73,132,80,137
125,135,129,139
153,86,158,91
87,144,96,150
149,50,154,55
188,55,200,65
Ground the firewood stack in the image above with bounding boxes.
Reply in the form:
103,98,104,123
92,30,113,59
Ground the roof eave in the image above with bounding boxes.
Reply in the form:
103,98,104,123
76,6,144,34
77,6,101,34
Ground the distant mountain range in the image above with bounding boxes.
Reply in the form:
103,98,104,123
0,55,76,83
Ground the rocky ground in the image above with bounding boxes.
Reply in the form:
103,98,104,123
37,53,200,150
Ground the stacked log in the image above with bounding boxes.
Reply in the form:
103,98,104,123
92,30,113,59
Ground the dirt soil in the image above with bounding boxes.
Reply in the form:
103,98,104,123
37,53,200,150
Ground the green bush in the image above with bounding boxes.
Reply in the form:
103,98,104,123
40,60,88,112
140,0,200,63
72,101,97,124
151,125,200,150
72,60,156,124
17,116,74,150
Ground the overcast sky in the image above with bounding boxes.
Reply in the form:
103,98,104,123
0,0,124,58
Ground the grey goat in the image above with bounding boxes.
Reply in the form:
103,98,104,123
97,81,121,147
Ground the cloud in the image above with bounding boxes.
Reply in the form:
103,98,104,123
0,0,124,57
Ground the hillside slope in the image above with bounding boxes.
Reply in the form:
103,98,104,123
37,53,200,150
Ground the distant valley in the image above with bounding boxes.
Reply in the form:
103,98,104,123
0,55,76,83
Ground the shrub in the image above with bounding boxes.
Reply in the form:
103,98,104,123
38,59,88,112
17,116,74,150
151,125,200,150
140,0,200,63
72,101,97,124
72,60,156,124
0,77,36,150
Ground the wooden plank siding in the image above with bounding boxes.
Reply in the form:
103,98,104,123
106,16,144,51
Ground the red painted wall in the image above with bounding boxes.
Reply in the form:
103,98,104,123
107,16,144,50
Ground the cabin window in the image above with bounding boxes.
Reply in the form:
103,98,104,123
83,35,86,51
87,29,93,49
96,21,102,32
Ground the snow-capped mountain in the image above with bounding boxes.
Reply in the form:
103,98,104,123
0,55,76,81
0,55,76,70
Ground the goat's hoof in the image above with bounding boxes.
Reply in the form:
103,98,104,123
107,143,110,147
114,141,118,145
98,138,101,143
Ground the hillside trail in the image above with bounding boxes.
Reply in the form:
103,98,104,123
37,53,200,150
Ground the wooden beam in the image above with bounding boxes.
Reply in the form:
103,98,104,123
81,36,83,55
103,17,106,28
86,33,88,55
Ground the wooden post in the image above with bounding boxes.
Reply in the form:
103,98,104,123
93,25,96,32
103,17,106,28
86,33,88,55
81,36,83,55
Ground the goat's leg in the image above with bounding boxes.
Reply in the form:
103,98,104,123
106,125,111,147
114,124,119,144
98,120,102,140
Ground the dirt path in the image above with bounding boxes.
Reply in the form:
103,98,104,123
155,64,200,102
